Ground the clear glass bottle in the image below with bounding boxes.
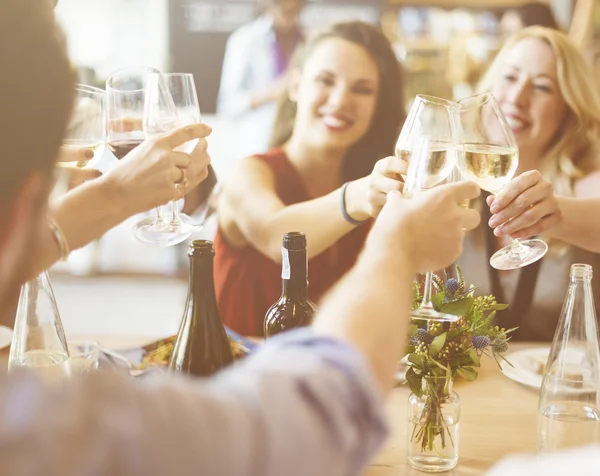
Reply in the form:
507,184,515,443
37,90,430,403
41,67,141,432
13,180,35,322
8,271,71,380
407,375,460,472
538,264,600,453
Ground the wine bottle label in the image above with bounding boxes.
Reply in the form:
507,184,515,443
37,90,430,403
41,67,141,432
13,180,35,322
281,247,291,279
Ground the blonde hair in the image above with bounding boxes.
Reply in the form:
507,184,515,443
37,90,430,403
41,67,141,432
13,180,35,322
478,26,600,196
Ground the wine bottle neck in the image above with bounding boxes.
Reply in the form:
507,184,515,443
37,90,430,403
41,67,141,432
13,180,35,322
190,255,217,298
281,247,308,299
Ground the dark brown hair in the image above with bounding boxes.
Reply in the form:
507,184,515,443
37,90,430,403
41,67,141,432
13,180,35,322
0,0,75,210
270,21,406,182
513,2,559,30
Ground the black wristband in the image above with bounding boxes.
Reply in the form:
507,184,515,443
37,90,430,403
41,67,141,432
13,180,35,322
340,182,368,226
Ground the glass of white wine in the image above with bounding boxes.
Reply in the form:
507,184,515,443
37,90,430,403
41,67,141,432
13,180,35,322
396,95,459,188
404,136,460,323
60,84,105,167
454,93,547,270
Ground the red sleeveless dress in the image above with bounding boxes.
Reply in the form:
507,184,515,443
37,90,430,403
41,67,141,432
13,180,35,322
213,148,371,337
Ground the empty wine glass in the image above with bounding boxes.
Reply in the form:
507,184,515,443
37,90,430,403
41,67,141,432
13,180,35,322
396,95,459,188
404,136,460,323
132,72,202,247
454,93,547,270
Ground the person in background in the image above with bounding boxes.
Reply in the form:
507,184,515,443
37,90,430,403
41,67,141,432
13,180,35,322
0,2,486,474
217,0,306,159
500,2,559,39
214,21,407,337
458,26,600,341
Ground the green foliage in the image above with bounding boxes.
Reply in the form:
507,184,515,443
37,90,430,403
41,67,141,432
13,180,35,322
407,266,515,455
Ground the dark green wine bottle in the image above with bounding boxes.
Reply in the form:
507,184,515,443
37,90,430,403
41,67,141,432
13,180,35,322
169,240,234,375
264,232,316,338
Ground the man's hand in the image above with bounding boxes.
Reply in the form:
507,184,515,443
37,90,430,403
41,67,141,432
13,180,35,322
368,182,481,273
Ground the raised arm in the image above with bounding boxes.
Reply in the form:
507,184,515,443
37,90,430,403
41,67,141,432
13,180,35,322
4,182,480,476
31,124,212,276
218,155,408,263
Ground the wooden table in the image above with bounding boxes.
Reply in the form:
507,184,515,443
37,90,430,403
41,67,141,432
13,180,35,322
81,335,544,475
366,342,546,475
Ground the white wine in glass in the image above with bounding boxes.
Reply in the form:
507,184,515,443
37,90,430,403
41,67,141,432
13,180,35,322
456,143,518,194
455,93,547,270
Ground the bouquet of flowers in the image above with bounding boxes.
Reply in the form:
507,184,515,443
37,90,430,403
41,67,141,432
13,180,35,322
406,266,515,454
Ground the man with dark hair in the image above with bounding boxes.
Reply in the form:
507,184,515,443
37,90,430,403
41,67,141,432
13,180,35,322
0,1,488,475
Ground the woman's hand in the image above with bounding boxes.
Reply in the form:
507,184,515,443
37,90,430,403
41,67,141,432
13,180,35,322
487,170,563,239
361,155,408,218
103,123,212,215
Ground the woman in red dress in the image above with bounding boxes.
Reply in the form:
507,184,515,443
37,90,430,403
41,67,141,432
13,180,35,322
214,21,407,336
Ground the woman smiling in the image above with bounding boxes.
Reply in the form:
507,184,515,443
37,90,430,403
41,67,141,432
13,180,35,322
214,21,406,336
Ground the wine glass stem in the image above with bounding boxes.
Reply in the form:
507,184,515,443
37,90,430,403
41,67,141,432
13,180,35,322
508,238,528,257
419,271,436,311
170,200,181,227
155,206,164,225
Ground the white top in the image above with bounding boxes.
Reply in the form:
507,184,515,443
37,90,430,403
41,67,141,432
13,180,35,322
216,16,284,160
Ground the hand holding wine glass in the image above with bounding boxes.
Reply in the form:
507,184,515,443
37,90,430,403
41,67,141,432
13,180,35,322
455,93,548,270
103,123,212,217
132,72,204,246
486,170,562,240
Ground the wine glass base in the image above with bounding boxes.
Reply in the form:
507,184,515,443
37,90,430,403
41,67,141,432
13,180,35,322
410,308,460,323
132,217,200,247
490,239,548,271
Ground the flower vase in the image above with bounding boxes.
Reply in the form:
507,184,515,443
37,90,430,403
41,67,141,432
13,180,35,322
407,375,460,472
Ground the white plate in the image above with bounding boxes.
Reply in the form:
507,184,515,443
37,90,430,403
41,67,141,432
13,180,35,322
0,326,12,350
500,347,549,390
500,347,595,393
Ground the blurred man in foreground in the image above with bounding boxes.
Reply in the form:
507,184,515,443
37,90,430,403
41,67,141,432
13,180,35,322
5,1,580,475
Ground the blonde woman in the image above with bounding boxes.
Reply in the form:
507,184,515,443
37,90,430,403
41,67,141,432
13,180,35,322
459,26,600,341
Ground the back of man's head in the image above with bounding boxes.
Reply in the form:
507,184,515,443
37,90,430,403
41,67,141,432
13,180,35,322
0,0,75,211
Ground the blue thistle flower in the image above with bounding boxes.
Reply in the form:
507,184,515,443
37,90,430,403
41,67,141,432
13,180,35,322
493,340,509,353
416,328,434,345
472,335,490,350
445,278,459,297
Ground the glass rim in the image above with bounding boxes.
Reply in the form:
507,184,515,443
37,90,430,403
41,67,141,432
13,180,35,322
457,92,497,111
570,263,593,278
76,84,104,96
106,66,160,92
67,339,99,351
414,94,460,110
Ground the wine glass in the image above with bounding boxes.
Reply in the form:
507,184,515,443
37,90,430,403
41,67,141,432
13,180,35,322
454,93,547,270
404,136,460,323
396,95,459,188
398,95,460,322
52,85,106,198
132,72,202,247
106,67,171,235
106,67,157,161
61,84,105,167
